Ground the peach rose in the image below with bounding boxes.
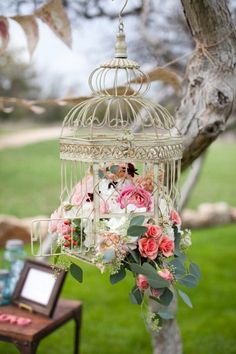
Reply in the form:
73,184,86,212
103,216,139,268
138,237,159,260
170,210,181,225
158,269,174,281
159,235,174,257
117,185,152,211
145,224,162,239
136,274,149,291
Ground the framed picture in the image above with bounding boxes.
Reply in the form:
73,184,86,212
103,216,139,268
12,259,67,317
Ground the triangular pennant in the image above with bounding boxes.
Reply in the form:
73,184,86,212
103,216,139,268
0,16,9,55
11,15,39,58
35,0,72,48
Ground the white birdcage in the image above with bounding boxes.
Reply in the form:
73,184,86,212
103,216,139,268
31,13,183,264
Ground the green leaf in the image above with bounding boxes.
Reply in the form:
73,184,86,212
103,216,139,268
129,286,143,305
98,169,105,178
130,215,145,226
127,225,148,237
158,311,175,320
110,267,126,285
70,262,83,283
110,165,119,174
179,274,198,288
130,263,170,289
178,289,193,308
127,248,140,263
53,245,61,265
189,263,201,279
174,228,181,253
72,218,81,227
159,287,173,306
168,258,186,278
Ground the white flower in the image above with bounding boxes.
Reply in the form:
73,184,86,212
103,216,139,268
180,229,192,249
164,226,175,241
126,236,139,250
106,216,127,232
126,204,147,213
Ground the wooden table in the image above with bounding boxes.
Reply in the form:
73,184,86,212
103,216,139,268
0,299,82,354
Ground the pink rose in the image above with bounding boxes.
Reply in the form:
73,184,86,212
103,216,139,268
170,210,181,225
71,175,94,206
56,220,71,235
151,288,161,298
136,274,149,291
138,237,159,260
100,199,110,214
158,269,174,281
49,207,62,233
117,185,152,211
145,224,162,239
159,236,174,257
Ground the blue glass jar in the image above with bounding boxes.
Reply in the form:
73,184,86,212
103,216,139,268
0,269,10,305
3,239,27,296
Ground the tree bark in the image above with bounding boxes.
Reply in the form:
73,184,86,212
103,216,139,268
151,1,236,353
177,0,236,170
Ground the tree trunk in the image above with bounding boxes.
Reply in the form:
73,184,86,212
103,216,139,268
151,1,236,353
177,0,236,170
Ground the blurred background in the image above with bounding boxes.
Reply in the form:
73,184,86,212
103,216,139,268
0,1,236,353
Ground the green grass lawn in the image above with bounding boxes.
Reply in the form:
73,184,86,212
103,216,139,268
0,140,236,353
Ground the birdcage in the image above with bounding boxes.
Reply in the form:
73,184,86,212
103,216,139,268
31,15,183,265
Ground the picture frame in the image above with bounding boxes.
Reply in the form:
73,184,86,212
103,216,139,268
12,259,67,317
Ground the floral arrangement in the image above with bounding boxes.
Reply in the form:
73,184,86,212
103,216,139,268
49,162,200,329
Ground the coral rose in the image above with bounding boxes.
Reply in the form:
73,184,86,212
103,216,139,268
170,210,181,225
158,269,174,281
138,237,159,260
136,274,149,291
117,185,152,211
145,224,162,239
159,235,174,257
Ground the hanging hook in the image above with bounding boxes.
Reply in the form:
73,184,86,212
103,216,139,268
112,0,129,32
119,0,129,18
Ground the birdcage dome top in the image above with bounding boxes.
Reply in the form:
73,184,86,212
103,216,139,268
60,31,183,162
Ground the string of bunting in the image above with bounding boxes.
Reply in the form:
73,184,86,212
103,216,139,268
0,0,72,58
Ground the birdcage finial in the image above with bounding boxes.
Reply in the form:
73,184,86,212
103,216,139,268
113,0,129,58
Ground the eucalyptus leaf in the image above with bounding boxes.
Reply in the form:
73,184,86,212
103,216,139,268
178,289,193,308
127,248,140,263
158,311,175,320
110,165,119,173
98,169,105,178
159,287,173,306
189,263,201,279
110,267,126,285
130,215,145,226
127,225,148,237
129,286,143,305
168,258,186,278
70,262,83,283
174,228,181,251
179,274,198,288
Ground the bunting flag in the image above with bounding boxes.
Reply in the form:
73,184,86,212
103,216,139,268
11,15,39,58
35,0,72,48
0,16,9,55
